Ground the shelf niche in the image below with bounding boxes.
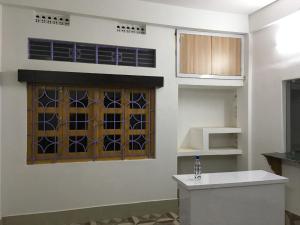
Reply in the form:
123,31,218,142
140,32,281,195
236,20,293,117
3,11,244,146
178,88,241,157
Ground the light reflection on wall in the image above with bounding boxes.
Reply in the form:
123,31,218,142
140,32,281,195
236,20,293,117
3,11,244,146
276,11,300,55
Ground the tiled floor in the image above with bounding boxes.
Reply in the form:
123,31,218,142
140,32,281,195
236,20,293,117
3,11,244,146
72,211,300,225
72,212,179,225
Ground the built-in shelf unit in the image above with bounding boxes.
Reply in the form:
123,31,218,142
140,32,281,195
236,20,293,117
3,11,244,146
177,127,242,157
176,29,248,173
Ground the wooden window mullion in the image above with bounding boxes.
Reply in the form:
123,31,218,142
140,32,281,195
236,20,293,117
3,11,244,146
27,84,34,163
61,87,69,160
56,86,64,162
123,89,130,159
149,89,155,158
93,88,100,160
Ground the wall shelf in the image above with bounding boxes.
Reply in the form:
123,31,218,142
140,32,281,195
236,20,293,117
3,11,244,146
177,76,244,88
177,148,243,157
189,127,241,151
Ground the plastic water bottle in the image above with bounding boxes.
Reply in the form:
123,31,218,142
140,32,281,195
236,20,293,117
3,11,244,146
194,156,202,180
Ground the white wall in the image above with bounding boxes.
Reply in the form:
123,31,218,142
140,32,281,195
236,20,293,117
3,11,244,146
1,5,178,216
252,13,300,215
0,0,251,217
0,0,249,33
250,0,300,32
178,156,237,174
252,23,295,170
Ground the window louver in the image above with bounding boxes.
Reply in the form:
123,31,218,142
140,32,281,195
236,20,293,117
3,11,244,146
28,38,156,68
29,39,52,60
138,49,156,67
53,41,74,62
118,48,137,66
76,43,96,63
98,46,117,65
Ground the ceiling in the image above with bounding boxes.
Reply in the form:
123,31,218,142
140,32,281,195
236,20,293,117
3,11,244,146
139,0,277,14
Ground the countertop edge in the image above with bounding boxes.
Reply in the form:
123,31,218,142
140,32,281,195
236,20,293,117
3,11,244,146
172,171,289,190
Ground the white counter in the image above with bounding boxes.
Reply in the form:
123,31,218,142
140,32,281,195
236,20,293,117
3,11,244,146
173,170,288,190
173,170,288,225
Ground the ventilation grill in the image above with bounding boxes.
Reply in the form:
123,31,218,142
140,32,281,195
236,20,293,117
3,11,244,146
53,42,73,62
77,43,96,63
29,39,52,60
118,48,137,66
28,38,156,68
34,12,70,26
98,46,117,65
117,23,146,34
138,49,156,67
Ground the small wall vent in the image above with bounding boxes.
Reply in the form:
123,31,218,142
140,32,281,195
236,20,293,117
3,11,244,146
34,11,70,26
117,23,146,34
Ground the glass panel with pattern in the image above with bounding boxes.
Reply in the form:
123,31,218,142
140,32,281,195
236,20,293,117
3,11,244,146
130,114,146,130
69,136,88,152
69,89,89,108
37,136,58,154
104,113,122,129
104,91,121,108
38,87,59,107
129,135,147,150
69,113,89,130
38,113,59,130
130,92,147,109
103,135,121,151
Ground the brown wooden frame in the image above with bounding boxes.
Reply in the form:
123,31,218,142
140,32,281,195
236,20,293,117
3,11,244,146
27,84,155,164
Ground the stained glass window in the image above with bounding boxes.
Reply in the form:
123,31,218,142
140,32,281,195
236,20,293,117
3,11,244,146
27,85,155,163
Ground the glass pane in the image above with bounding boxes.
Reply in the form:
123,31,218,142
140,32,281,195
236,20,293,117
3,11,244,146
104,113,121,129
129,135,146,150
69,90,89,108
130,114,146,130
69,136,88,152
37,136,58,154
104,91,121,108
130,92,147,109
38,88,59,107
38,113,59,130
69,113,88,130
103,135,121,151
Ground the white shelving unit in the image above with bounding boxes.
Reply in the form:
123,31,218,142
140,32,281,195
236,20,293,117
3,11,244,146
177,76,244,88
177,127,242,157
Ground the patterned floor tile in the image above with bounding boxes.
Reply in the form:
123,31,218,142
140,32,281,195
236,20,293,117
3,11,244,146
72,212,179,225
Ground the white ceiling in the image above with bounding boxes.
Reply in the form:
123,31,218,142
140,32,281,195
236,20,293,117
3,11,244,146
139,0,277,14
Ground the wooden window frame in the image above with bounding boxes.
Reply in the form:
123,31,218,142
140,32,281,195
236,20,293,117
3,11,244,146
27,84,155,164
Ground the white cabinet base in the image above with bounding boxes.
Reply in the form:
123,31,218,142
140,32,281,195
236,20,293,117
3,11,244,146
179,184,285,225
174,171,288,225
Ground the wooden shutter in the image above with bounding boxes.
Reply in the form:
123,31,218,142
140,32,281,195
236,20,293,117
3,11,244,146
212,36,241,76
179,34,212,75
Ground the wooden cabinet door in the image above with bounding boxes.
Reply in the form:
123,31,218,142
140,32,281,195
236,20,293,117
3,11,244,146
212,36,241,76
180,34,211,75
